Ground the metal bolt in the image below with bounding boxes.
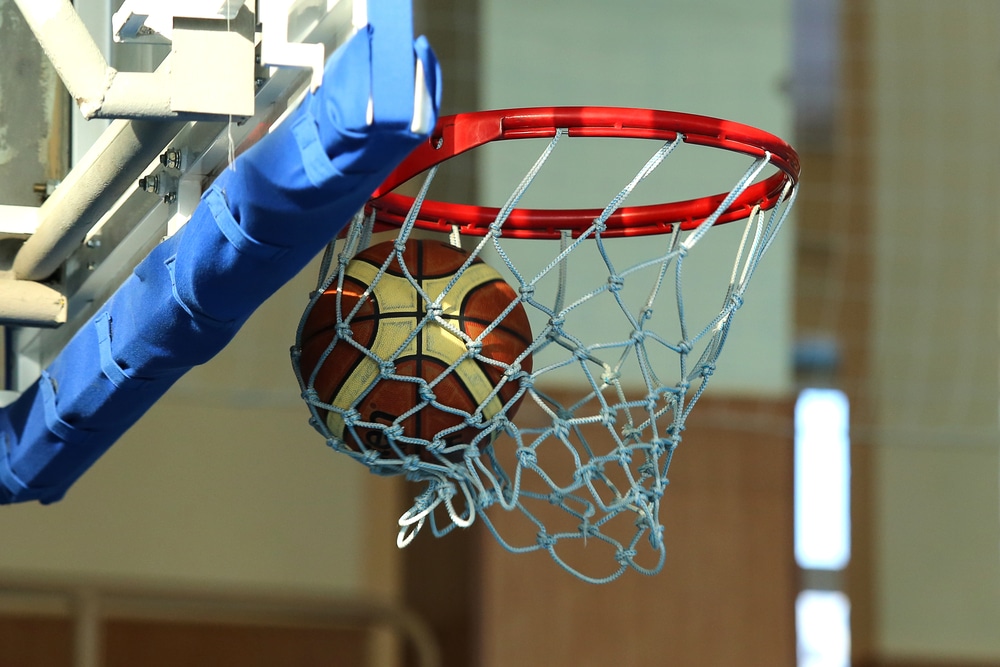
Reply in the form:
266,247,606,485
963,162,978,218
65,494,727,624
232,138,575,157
32,179,60,202
162,192,177,204
255,77,266,89
159,148,182,170
86,237,101,249
138,175,159,193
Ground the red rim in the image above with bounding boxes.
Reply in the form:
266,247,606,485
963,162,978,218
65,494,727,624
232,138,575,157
367,107,800,240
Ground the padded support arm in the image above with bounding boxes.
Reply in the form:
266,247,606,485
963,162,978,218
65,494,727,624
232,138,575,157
0,4,441,504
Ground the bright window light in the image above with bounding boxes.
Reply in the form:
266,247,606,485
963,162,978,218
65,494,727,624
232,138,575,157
795,388,851,570
797,589,851,667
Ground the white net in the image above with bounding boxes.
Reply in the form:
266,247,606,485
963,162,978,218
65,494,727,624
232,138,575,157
292,124,797,583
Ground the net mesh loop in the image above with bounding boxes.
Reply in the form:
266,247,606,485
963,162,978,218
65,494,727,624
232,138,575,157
292,113,797,583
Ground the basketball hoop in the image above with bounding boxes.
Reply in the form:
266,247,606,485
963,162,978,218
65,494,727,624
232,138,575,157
292,106,800,583
367,107,798,238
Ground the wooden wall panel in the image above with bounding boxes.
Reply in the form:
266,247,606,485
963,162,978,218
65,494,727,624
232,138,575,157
102,620,367,667
0,615,73,667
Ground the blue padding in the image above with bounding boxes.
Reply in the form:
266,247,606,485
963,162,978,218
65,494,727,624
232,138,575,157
291,112,341,188
95,312,145,389
368,0,415,128
0,425,27,503
39,371,90,445
0,2,440,504
205,187,287,261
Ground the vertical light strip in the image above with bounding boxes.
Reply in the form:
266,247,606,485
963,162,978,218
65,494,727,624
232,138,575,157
797,590,851,667
795,388,851,666
795,388,851,570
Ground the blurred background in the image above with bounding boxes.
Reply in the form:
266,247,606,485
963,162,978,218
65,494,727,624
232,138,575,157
0,0,998,666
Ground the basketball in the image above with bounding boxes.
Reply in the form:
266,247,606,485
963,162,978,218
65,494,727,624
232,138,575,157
298,239,533,461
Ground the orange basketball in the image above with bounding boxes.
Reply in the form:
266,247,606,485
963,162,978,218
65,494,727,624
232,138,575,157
298,239,533,461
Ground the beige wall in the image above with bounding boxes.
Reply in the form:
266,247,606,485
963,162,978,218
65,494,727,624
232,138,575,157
869,0,1000,659
479,0,796,396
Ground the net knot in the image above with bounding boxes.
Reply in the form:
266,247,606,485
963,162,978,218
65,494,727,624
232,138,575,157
519,283,535,299
384,423,405,441
411,487,436,511
489,414,510,433
600,409,616,427
700,363,716,378
677,340,693,355
634,483,665,502
653,436,677,456
728,293,745,310
663,423,684,438
637,461,658,478
426,303,443,319
607,274,625,292
300,387,320,403
574,461,604,483
516,447,538,467
630,329,647,344
325,435,346,452
435,483,457,501
552,419,570,440
478,489,498,509
579,520,601,538
342,408,361,427
615,547,638,566
418,384,436,402
361,448,382,466
547,490,566,505
335,321,353,338
402,455,423,473
615,446,633,467
621,425,643,442
465,339,483,355
536,532,558,549
378,360,395,377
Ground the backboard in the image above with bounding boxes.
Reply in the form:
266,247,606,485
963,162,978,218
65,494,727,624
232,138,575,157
1,0,362,394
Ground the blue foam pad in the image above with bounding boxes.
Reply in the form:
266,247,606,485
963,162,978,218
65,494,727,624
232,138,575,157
0,4,440,504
